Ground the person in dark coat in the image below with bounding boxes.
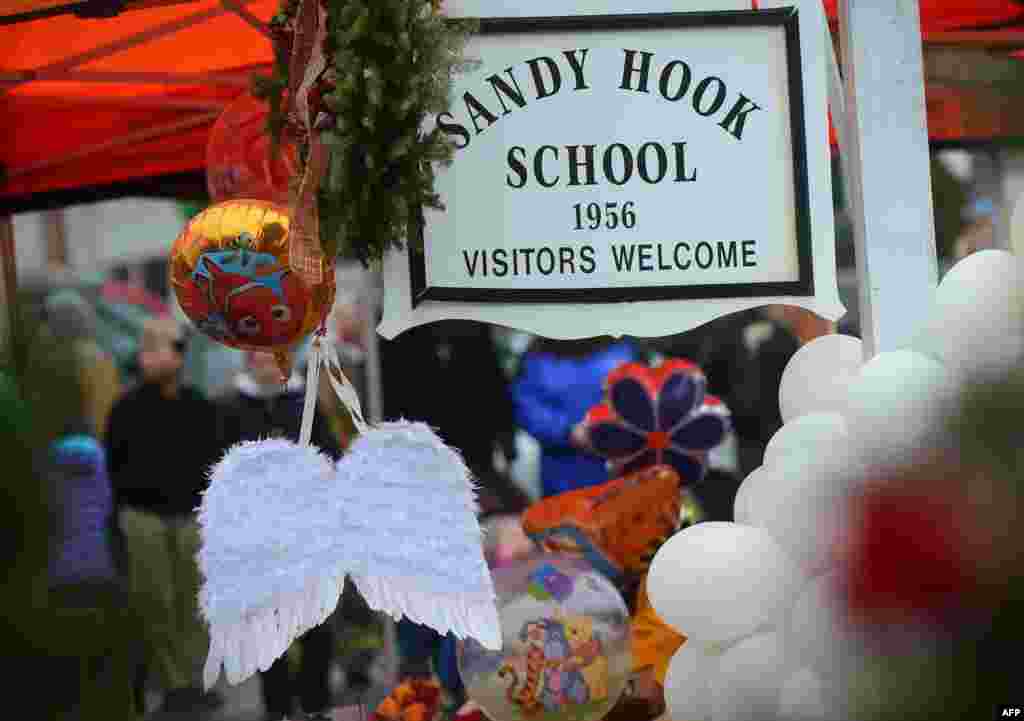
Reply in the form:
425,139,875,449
216,349,341,721
9,310,141,720
380,320,516,486
105,317,224,714
379,320,522,704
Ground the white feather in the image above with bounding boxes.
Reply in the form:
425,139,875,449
198,439,337,689
197,424,502,689
333,421,501,650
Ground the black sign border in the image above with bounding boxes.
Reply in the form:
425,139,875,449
410,7,814,306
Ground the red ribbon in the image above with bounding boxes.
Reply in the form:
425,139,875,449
286,0,328,287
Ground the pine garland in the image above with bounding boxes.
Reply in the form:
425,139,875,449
255,0,476,266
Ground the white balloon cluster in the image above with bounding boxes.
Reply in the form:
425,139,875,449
645,247,1024,721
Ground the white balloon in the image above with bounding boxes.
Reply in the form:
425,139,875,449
707,632,790,721
783,572,845,675
732,465,777,526
778,668,830,721
911,249,1024,381
664,641,717,721
648,523,800,642
779,334,864,423
843,350,959,466
742,454,850,575
763,413,848,468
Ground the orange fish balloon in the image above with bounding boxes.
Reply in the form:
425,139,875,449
169,200,334,378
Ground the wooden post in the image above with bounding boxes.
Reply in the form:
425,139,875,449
0,214,21,374
45,209,68,273
837,0,939,357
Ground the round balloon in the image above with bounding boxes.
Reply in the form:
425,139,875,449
647,522,799,642
843,350,957,465
763,413,848,469
457,555,631,721
664,641,715,721
206,94,298,204
911,249,1024,380
778,334,863,423
707,632,790,721
169,200,334,373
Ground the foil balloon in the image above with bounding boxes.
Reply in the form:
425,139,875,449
458,556,631,721
521,465,686,586
206,93,299,204
169,200,334,377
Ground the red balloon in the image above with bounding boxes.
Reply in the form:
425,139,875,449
206,93,298,204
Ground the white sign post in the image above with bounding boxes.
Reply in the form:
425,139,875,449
837,0,938,358
380,0,843,340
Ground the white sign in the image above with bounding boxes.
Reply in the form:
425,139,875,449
380,1,844,339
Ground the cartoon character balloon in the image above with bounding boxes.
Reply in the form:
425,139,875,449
169,200,334,378
458,556,631,721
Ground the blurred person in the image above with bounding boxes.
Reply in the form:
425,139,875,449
44,288,122,440
953,196,996,260
105,317,224,714
2,307,140,720
379,320,521,705
47,434,142,720
650,307,803,478
217,349,342,721
380,320,517,492
511,336,639,497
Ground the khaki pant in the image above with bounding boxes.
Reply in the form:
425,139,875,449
119,508,209,691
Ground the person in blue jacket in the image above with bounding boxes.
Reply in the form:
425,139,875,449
512,337,640,497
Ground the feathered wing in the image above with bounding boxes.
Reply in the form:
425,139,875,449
198,439,345,688
334,421,502,650
198,424,502,690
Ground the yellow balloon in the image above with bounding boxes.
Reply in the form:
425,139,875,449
169,199,335,378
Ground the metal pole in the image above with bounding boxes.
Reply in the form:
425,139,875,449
363,269,383,424
837,0,939,357
0,4,230,95
7,111,221,181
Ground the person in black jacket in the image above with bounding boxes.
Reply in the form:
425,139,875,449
379,320,524,699
379,320,522,517
105,317,224,714
217,349,342,721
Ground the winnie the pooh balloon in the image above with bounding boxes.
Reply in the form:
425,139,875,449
169,200,334,378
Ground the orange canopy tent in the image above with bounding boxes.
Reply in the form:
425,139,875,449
0,0,277,212
1,0,1023,215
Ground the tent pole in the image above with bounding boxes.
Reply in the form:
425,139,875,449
220,0,273,39
0,214,22,375
20,95,229,111
45,209,68,273
7,111,221,181
0,3,229,95
0,69,253,87
837,0,939,358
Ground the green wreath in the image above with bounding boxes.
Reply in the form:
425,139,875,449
255,0,476,267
